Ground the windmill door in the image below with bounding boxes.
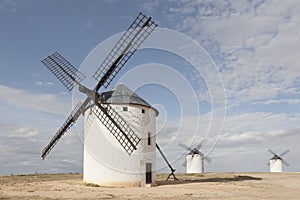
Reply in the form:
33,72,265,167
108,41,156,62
146,163,152,184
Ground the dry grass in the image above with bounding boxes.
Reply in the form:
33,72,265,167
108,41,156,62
0,173,82,185
0,172,299,200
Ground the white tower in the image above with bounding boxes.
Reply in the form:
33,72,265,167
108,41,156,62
269,158,283,172
186,154,204,173
83,84,159,187
268,149,290,172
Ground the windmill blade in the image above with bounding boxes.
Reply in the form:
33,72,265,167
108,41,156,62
178,143,194,151
195,139,207,150
41,100,87,159
41,52,86,91
92,103,140,155
84,104,96,134
282,159,290,167
268,149,277,156
204,156,212,163
93,12,157,90
279,149,290,157
182,159,187,167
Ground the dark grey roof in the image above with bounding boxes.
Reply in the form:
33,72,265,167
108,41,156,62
100,84,158,115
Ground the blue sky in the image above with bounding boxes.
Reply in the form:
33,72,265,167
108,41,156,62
0,0,299,175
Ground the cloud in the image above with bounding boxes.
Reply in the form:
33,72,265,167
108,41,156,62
1,123,39,139
0,122,83,175
166,0,300,104
155,108,300,171
252,99,300,105
86,21,93,28
141,0,160,13
220,112,300,140
35,81,54,86
158,110,300,148
0,0,17,13
9,128,38,139
0,85,71,115
0,85,80,175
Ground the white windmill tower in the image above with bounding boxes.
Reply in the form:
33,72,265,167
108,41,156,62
268,149,290,172
179,140,212,173
40,13,158,187
83,84,159,186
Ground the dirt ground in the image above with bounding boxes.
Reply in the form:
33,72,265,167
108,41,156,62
0,172,299,199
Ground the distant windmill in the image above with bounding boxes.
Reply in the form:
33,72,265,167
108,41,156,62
179,140,211,173
268,149,290,172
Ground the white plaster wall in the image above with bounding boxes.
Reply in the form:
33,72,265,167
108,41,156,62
83,103,157,186
186,154,203,173
269,159,283,172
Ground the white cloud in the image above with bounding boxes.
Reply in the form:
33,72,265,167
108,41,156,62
0,85,71,115
252,99,300,105
157,110,300,150
1,124,39,139
155,110,300,172
0,0,17,13
35,81,54,86
0,121,83,175
141,0,160,13
86,21,93,27
0,124,38,139
9,128,38,139
167,0,300,104
222,112,300,136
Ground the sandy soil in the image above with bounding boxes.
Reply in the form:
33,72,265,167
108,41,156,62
0,172,299,199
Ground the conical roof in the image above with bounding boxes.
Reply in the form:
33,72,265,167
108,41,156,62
100,84,158,115
270,155,282,160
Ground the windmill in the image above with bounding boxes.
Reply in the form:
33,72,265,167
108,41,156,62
179,139,212,173
268,149,290,172
41,12,158,186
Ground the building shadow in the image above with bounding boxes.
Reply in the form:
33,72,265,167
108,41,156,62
156,175,262,186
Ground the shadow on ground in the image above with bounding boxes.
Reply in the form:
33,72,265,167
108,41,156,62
156,175,262,186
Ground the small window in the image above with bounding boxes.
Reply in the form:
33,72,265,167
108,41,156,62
148,132,151,145
142,109,145,114
123,107,128,111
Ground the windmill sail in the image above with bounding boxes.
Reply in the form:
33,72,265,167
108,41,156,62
93,12,157,90
268,149,277,156
41,52,86,91
41,100,87,159
195,139,206,150
279,149,290,157
92,103,140,155
178,143,194,151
